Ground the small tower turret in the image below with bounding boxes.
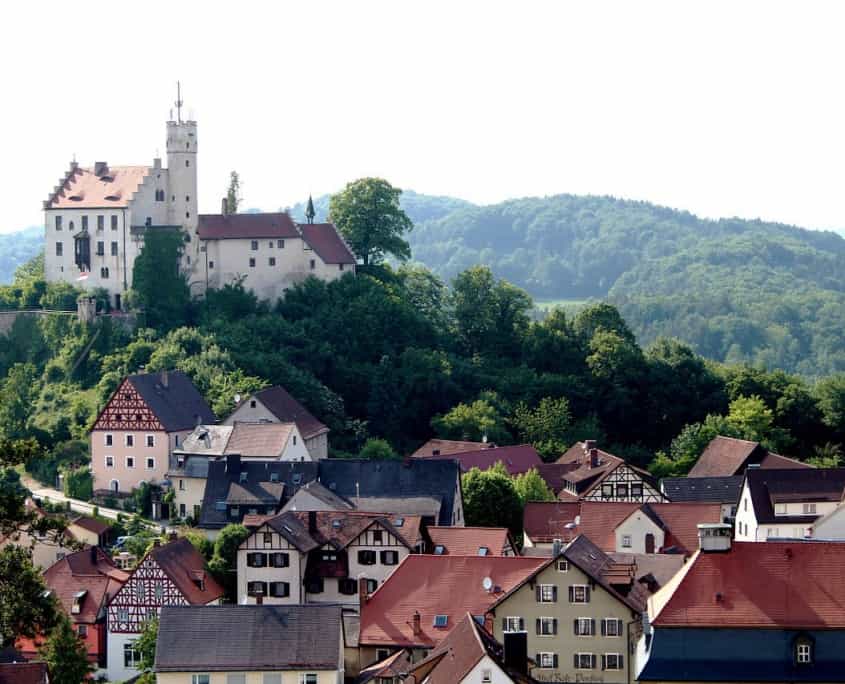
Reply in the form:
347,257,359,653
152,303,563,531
305,195,315,224
166,82,198,234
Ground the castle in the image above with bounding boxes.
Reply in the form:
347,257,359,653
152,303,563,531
43,94,355,308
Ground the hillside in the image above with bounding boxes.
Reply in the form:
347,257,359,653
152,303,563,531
0,226,42,284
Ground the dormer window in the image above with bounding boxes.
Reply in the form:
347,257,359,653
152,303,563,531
775,503,787,515
71,590,87,614
803,503,817,515
794,634,814,665
239,472,248,483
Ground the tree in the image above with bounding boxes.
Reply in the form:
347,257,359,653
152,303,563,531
511,397,572,460
0,363,38,439
131,228,190,331
432,394,510,444
61,464,92,501
807,442,843,468
329,178,413,266
0,545,57,647
574,303,636,345
359,438,398,460
461,464,523,534
39,612,91,684
513,467,555,505
133,616,159,684
226,171,242,214
648,414,736,479
208,524,249,600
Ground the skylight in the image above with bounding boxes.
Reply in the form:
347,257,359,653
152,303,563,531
433,615,448,628
393,517,405,527
434,545,445,555
478,547,490,556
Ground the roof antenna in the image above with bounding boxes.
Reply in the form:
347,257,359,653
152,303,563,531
175,81,184,124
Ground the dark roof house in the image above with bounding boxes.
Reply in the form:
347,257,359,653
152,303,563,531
743,467,845,526
414,444,543,477
661,475,744,504
240,385,329,440
688,436,811,478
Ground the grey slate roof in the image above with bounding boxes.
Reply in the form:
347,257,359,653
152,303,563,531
661,475,744,504
129,370,216,432
155,604,342,672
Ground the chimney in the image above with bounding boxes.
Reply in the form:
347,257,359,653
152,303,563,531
226,453,241,475
698,523,732,552
583,439,597,453
153,157,162,170
222,197,229,215
94,161,108,176
359,577,369,613
589,448,599,468
411,611,422,637
308,510,317,534
161,369,169,388
552,539,563,558
503,631,528,675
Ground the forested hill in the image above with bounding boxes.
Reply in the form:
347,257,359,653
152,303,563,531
0,226,42,284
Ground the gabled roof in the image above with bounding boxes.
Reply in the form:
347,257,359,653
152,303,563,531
43,547,128,624
534,463,580,495
197,212,300,240
688,436,812,478
745,467,845,524
281,480,355,512
522,501,581,543
225,422,295,457
155,604,342,671
660,475,744,504
358,556,547,648
357,649,413,683
247,386,329,440
68,514,111,536
127,371,216,432
416,444,543,477
299,222,356,264
427,526,515,556
553,441,658,496
143,538,224,605
652,541,845,628
46,164,149,209
225,480,285,505
411,439,490,458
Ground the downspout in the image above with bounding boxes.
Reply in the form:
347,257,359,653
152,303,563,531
122,207,127,292
627,616,640,684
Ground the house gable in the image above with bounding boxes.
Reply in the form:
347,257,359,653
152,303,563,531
582,464,665,503
93,377,165,432
107,554,186,634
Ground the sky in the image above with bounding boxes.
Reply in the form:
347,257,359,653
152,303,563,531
1,1,844,233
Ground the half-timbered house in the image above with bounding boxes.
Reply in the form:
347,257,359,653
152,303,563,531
237,510,424,606
105,536,223,682
91,370,216,496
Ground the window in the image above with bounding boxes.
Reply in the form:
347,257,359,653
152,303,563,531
126,435,134,447
123,642,141,668
175,435,180,447
270,552,289,568
536,584,557,603
775,503,787,515
481,669,492,683
616,483,629,498
262,676,282,684
179,503,186,517
111,215,118,230
574,653,596,670
803,503,817,515
77,624,88,637
569,585,590,603
154,584,163,601
744,498,748,512
105,434,113,450
269,581,290,598
631,483,643,498
97,215,104,231
796,642,812,664
277,239,285,248
380,550,399,565
56,216,62,230
55,242,63,256
146,457,155,469
247,581,267,596
249,258,256,268
111,241,118,256
82,216,89,230
503,616,525,632
227,675,247,684
251,240,259,251
179,479,185,491
602,618,623,637
621,534,632,548
250,399,257,408
269,257,276,266
105,456,114,468
433,544,445,555
263,532,273,545
230,506,240,518
185,160,190,167
305,577,324,594
373,530,383,543
339,578,358,595
117,608,129,622
69,220,75,232
574,617,595,636
300,675,318,684
603,653,624,670
366,578,378,594
142,434,154,448
186,195,191,202
339,263,345,271
601,483,614,499
310,259,316,270
126,456,135,469
376,649,390,661
537,652,558,669
293,435,297,445
478,546,490,556
96,240,104,256
192,676,210,684
209,261,214,269
100,267,110,278
537,617,558,636
358,550,377,565
433,614,448,628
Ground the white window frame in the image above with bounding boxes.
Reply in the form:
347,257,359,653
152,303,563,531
621,534,632,548
124,641,141,668
145,434,155,448
604,653,624,670
571,584,589,603
125,434,134,447
126,456,135,469
603,618,622,637
504,616,524,632
538,584,556,603
557,559,569,572
575,652,595,670
145,457,155,470
481,669,493,683
105,455,114,468
538,616,556,636
299,675,318,684
775,503,787,515
803,503,817,515
191,676,210,684
797,642,812,664
538,652,556,669
576,617,594,636
104,433,113,446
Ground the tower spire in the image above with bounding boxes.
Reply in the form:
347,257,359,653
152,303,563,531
175,81,183,124
305,195,315,224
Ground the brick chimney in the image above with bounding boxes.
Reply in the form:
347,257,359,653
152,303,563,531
589,448,599,468
94,161,108,177
359,576,369,613
411,611,422,637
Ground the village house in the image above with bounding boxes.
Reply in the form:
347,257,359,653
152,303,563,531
90,370,216,496
225,385,331,460
237,510,423,606
17,547,127,675
687,435,812,478
280,479,357,514
660,474,744,522
637,532,845,682
0,499,73,570
105,536,224,682
412,443,543,477
357,555,547,668
155,604,345,684
427,526,518,556
539,440,666,503
411,438,490,458
0,663,48,684
65,514,114,548
734,466,845,541
488,535,647,684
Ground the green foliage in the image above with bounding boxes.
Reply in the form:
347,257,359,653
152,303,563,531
725,395,774,442
131,228,190,330
27,440,89,488
807,442,843,468
461,464,523,534
0,362,38,439
61,464,92,501
134,615,158,682
512,397,572,460
184,529,214,561
209,524,249,600
359,438,398,460
649,414,735,478
226,171,242,214
0,544,57,647
329,178,413,266
39,611,92,684
432,392,511,444
513,467,555,505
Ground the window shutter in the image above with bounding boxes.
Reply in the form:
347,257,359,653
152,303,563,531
552,618,558,635
590,619,596,635
601,619,606,636
601,655,606,671
591,654,597,669
585,586,591,603
618,619,624,635
573,619,579,635
553,653,558,669
502,617,507,632
573,654,578,669
568,586,574,603
536,654,541,668
536,585,542,602
552,585,558,602
619,655,625,669
536,618,541,635
519,617,525,631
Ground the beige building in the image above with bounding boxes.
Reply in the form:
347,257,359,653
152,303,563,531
488,536,645,683
237,510,422,606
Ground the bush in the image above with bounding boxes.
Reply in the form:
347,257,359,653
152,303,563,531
359,438,398,460
61,465,93,501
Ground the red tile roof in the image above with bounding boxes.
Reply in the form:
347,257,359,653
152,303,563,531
0,663,48,684
411,439,489,458
358,555,546,648
300,223,356,264
46,164,149,209
417,444,543,477
225,422,294,456
147,538,224,605
522,502,582,543
653,541,845,628
760,451,814,470
688,436,762,477
197,212,300,240
69,515,111,536
248,385,329,440
427,527,514,556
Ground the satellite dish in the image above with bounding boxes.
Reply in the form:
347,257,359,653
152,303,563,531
482,577,493,591
233,393,241,405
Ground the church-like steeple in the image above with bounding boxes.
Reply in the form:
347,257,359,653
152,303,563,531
305,195,315,224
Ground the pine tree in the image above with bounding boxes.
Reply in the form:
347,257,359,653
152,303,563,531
39,612,91,684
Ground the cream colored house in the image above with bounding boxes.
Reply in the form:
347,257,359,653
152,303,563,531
155,604,344,684
237,510,422,606
488,535,645,683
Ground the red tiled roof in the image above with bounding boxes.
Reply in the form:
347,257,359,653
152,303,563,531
249,386,329,440
69,515,111,536
418,444,542,477
225,422,293,457
535,463,580,494
289,510,423,550
688,436,761,477
0,663,48,684
522,501,581,543
148,538,224,604
358,555,546,648
575,502,641,549
427,527,514,556
47,165,149,209
197,212,300,240
411,439,489,458
653,541,845,628
299,222,356,264
760,451,814,470
43,548,128,625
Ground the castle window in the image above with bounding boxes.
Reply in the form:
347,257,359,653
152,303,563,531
249,258,256,268
55,242,63,256
97,241,105,256
81,216,89,231
186,142,190,149
186,212,190,219
100,267,109,278
310,259,316,270
111,215,118,230
209,261,214,269
55,216,62,230
97,215,104,231
269,257,276,266
251,240,259,251
111,241,118,256
186,195,190,202
277,239,285,248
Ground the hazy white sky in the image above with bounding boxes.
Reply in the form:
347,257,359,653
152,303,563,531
2,1,844,232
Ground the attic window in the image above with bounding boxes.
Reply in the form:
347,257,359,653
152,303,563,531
332,519,342,529
215,501,227,511
478,546,490,556
292,474,303,485
250,400,257,408
270,473,279,483
432,449,441,456
393,517,404,527
71,590,87,614
434,545,446,555
239,472,248,483
433,615,448,628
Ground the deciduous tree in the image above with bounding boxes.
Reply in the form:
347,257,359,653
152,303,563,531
461,463,523,534
39,612,91,684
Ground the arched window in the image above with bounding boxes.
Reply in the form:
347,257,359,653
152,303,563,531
794,634,814,665
109,479,119,493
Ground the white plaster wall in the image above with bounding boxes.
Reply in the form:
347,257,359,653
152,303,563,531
171,476,207,520
463,655,514,684
812,505,845,539
733,482,757,541
156,671,340,684
106,631,138,683
614,511,665,553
